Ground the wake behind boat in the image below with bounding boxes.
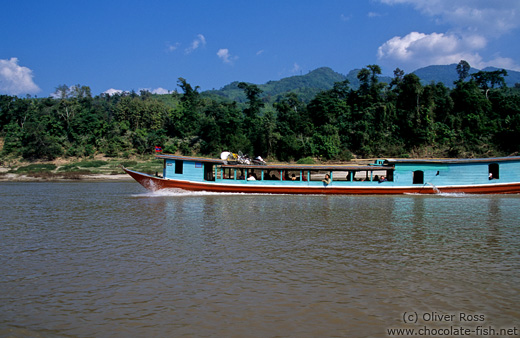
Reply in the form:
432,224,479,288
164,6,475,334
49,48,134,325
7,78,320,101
123,154,520,195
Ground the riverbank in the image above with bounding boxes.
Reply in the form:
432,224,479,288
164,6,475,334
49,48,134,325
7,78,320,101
0,155,160,182
0,172,133,182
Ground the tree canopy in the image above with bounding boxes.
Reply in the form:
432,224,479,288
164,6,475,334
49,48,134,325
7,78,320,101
1,63,519,163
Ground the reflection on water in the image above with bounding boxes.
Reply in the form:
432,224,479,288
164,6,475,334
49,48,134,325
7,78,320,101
0,182,519,338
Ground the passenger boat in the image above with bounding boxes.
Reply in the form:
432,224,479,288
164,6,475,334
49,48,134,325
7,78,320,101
123,154,520,195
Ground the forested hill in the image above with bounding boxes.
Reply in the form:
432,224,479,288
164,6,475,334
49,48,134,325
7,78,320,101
204,65,520,103
204,67,347,103
413,65,520,88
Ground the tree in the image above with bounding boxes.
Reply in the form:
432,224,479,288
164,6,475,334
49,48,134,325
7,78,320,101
238,82,264,154
471,69,508,90
390,68,405,89
54,84,70,99
456,60,471,82
237,82,264,119
176,78,202,137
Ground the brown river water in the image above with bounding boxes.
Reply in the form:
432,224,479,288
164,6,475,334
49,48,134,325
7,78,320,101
1,181,519,338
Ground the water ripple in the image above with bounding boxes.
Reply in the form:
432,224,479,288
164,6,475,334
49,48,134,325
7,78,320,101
1,182,519,337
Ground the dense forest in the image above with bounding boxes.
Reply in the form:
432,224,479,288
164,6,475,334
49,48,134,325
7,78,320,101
1,61,519,164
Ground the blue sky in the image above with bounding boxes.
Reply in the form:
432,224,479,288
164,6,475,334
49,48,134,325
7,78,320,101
1,0,519,97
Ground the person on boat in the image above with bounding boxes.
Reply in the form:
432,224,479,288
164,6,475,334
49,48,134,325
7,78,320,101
379,175,387,182
247,173,256,181
322,174,331,186
291,174,297,181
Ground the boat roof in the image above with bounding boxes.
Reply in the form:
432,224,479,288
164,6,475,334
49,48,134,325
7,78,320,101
156,154,520,169
384,156,520,164
156,154,388,170
156,154,225,164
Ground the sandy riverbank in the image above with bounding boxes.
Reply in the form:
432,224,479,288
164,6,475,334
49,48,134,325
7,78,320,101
0,155,157,182
0,172,133,182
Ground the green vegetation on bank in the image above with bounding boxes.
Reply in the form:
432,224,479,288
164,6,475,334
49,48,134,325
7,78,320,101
1,61,520,166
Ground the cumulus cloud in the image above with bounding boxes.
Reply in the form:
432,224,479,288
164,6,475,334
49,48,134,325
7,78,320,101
185,34,206,54
217,48,237,64
151,87,170,95
377,1,520,71
377,31,520,71
379,0,520,36
0,58,40,95
104,88,125,96
104,87,171,96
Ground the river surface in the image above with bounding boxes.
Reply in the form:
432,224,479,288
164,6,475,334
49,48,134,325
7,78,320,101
1,181,519,338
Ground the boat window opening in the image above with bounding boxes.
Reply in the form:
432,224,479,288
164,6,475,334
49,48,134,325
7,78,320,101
353,171,372,181
333,171,352,181
309,170,330,181
413,170,424,184
489,163,499,180
237,168,246,180
222,167,234,179
372,170,390,182
285,170,300,181
175,160,183,174
264,170,280,180
385,170,394,182
248,169,261,181
204,164,215,181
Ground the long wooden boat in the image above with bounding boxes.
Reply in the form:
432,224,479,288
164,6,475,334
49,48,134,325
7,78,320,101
123,154,520,195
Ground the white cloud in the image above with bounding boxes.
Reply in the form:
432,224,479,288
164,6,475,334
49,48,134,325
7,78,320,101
0,58,40,95
104,88,171,96
377,31,520,71
167,42,180,52
185,34,206,54
368,12,382,18
379,0,520,37
150,87,170,95
340,14,351,21
377,1,520,71
291,63,301,74
104,88,124,96
217,48,237,64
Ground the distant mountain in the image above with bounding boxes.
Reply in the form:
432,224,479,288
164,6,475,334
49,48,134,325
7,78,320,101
201,65,520,104
204,67,346,103
413,64,520,88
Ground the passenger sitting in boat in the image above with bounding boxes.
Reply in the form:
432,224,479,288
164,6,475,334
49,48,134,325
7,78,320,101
379,176,387,182
322,174,331,186
247,173,256,181
291,174,297,181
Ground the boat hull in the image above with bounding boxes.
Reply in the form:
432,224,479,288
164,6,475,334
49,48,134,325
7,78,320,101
123,168,520,195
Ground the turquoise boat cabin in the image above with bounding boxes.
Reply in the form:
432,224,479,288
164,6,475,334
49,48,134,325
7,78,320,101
156,154,520,189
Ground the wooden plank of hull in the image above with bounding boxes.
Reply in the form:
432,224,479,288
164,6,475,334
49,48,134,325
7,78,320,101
123,168,520,195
